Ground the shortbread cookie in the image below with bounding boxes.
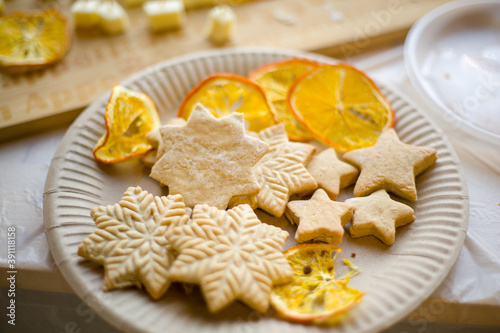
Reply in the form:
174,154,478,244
77,186,190,299
346,189,415,245
141,150,157,167
228,194,258,209
343,128,437,201
285,189,353,244
228,124,317,217
142,118,187,167
166,204,293,313
150,104,269,209
306,148,359,200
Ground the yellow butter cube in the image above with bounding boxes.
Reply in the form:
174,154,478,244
98,1,129,35
71,0,100,29
205,6,235,45
143,0,186,33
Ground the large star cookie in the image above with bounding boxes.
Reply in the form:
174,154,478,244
343,128,437,201
142,118,187,167
229,124,317,217
285,189,354,244
77,186,190,299
166,204,293,313
346,189,415,245
306,148,359,200
150,104,269,209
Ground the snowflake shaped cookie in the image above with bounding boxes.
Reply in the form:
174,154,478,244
150,104,269,209
166,203,293,313
229,124,317,217
78,186,190,299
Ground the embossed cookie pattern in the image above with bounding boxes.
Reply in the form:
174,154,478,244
166,203,293,313
78,186,190,299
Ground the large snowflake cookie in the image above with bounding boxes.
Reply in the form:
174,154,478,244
166,203,293,313
150,104,269,209
77,186,190,299
343,128,437,201
229,123,317,217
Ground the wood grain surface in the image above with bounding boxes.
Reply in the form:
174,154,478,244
0,0,453,141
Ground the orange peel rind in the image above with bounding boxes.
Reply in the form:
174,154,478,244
93,85,161,164
0,8,71,73
288,64,395,152
249,58,320,142
177,74,276,132
270,243,363,324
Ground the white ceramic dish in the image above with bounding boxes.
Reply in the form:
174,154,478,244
405,0,500,145
44,48,468,333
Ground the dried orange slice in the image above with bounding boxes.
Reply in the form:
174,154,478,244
0,8,71,73
93,85,161,164
288,64,395,152
249,59,319,141
270,243,363,324
177,74,276,132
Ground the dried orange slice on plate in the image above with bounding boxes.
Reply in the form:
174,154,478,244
177,74,276,132
93,85,161,164
270,243,363,324
288,64,395,152
249,58,319,141
0,8,71,73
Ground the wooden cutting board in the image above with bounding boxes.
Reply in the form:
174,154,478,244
0,0,453,141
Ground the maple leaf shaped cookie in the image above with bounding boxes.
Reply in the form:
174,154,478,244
229,124,317,217
285,189,354,244
343,128,437,201
346,189,415,245
150,104,269,209
166,204,293,313
78,186,190,299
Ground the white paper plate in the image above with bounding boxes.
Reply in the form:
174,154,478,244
405,0,500,145
44,48,469,333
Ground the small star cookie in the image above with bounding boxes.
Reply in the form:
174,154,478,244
77,186,190,299
285,189,354,244
150,104,269,209
306,148,359,200
228,124,317,217
343,128,437,201
346,189,415,245
166,204,293,313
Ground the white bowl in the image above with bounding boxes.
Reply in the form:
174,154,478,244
405,0,500,145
